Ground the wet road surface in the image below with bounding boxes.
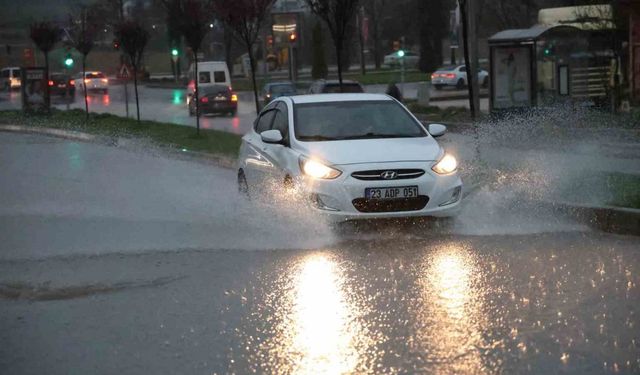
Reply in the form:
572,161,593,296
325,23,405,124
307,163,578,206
0,132,639,374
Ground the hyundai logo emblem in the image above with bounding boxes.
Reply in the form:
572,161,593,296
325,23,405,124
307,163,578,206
380,171,397,180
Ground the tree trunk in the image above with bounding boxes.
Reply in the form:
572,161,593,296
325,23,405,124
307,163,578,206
459,1,475,119
133,63,140,123
247,45,260,115
44,52,50,112
194,49,200,135
372,15,381,69
82,55,89,121
336,44,344,92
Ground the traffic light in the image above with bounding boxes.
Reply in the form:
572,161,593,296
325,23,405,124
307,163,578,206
266,35,273,47
397,50,405,58
113,39,120,50
171,48,179,57
64,54,74,68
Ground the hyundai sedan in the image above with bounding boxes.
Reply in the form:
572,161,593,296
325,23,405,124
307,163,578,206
237,93,462,221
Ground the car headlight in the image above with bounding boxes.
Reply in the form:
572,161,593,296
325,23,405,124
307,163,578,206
432,153,458,175
299,157,342,179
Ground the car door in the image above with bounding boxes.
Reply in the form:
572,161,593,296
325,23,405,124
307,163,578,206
243,104,277,189
261,101,296,187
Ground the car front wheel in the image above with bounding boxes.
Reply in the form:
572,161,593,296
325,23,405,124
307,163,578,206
237,169,250,198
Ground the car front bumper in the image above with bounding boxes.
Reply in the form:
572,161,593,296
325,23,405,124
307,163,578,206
298,161,462,222
432,77,458,86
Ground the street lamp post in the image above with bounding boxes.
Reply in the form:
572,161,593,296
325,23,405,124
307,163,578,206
398,49,405,96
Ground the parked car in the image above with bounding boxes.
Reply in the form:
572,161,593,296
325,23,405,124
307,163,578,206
383,51,420,68
307,79,364,94
262,81,296,106
186,61,231,105
1,67,21,90
431,65,489,90
48,73,75,98
188,84,237,117
237,93,462,222
74,71,108,93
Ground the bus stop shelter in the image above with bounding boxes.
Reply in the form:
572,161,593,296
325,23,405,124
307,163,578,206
488,24,612,111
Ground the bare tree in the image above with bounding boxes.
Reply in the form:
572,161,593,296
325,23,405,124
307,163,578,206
362,0,385,69
173,0,212,135
305,0,360,91
115,21,149,123
159,0,184,82
29,21,60,111
68,6,101,120
213,0,275,115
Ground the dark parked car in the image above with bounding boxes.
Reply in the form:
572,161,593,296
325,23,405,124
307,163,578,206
48,73,75,98
262,81,296,106
307,79,364,94
188,85,237,116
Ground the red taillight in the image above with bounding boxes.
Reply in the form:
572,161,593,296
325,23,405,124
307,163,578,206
231,94,238,102
84,79,90,84
48,80,54,86
101,78,108,83
431,73,437,79
201,96,209,103
69,80,75,86
445,73,456,79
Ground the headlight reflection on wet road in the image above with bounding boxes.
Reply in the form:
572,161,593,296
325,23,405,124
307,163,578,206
414,244,492,374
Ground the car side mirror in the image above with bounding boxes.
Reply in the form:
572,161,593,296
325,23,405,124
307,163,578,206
428,123,447,137
260,129,283,144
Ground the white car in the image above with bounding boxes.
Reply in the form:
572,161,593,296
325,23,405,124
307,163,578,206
237,93,462,222
383,51,419,69
74,71,109,93
431,65,489,90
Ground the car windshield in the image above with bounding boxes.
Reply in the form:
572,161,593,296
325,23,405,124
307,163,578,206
270,84,295,94
86,72,105,79
202,85,229,95
294,100,426,141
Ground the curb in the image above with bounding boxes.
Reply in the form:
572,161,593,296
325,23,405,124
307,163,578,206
0,125,235,170
548,201,640,236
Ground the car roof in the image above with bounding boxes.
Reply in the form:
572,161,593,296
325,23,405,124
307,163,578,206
291,93,391,104
320,79,361,85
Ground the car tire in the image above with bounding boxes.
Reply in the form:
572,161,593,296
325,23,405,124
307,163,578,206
230,109,237,117
434,85,444,90
456,79,465,90
482,77,489,88
237,169,250,198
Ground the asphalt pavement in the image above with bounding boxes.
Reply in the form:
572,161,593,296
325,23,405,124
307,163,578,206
1,132,639,374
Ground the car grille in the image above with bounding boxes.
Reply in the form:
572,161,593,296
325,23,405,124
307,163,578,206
351,169,425,181
352,196,429,213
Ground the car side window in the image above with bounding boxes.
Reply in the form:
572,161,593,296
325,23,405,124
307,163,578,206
459,66,467,73
272,102,289,144
255,109,276,134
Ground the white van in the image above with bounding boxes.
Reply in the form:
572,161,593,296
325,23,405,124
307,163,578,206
186,61,231,102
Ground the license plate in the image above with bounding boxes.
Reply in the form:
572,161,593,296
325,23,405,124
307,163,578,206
58,84,66,88
365,186,418,200
214,96,227,101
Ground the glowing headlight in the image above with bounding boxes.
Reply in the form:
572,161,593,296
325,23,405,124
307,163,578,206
432,153,458,174
299,157,342,179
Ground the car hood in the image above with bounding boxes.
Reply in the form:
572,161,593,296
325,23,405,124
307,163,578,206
295,137,442,165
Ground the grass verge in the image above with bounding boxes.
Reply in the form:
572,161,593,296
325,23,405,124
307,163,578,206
405,101,472,122
606,173,640,209
0,109,242,159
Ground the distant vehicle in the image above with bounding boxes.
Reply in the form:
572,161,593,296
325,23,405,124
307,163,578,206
262,81,296,106
187,61,231,105
308,79,364,94
431,65,489,90
383,51,420,68
188,84,237,117
237,93,462,221
48,73,75,98
1,67,21,90
74,71,108,93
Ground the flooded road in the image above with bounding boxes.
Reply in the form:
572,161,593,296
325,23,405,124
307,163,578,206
0,132,638,374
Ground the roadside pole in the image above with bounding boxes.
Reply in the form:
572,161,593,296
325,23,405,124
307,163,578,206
400,36,405,96
468,0,480,119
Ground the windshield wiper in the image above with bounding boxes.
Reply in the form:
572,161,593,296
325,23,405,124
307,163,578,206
298,135,338,141
340,133,411,140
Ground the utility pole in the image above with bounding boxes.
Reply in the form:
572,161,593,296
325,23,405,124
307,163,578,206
468,0,480,118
